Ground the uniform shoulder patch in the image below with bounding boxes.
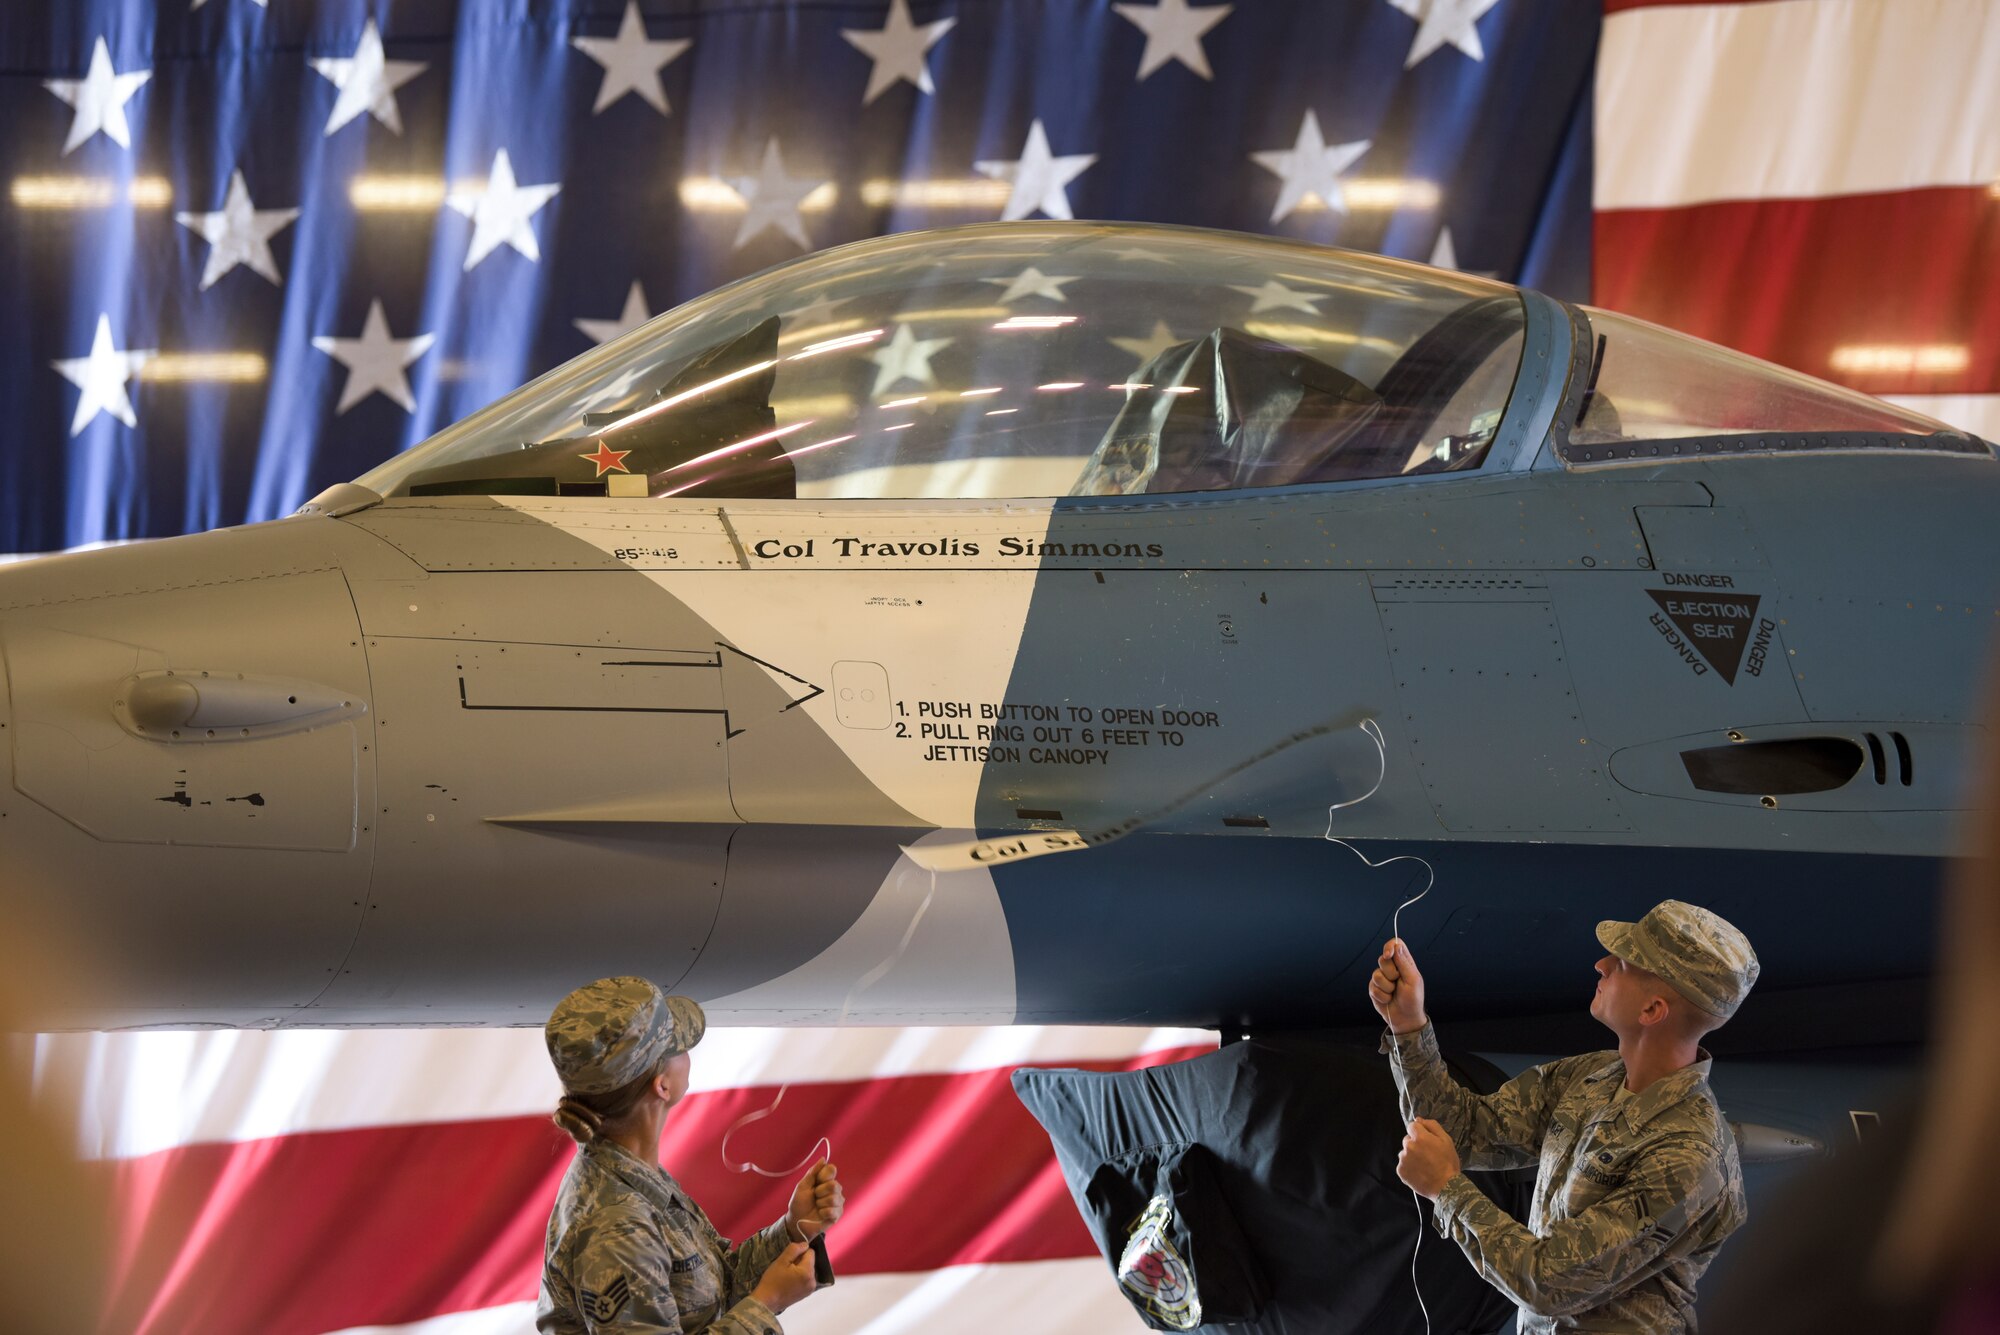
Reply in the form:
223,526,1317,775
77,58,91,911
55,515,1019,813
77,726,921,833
579,1274,632,1323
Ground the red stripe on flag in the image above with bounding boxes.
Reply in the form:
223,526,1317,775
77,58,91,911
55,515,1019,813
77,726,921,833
1594,186,2000,398
96,1044,1209,1335
103,1116,566,1335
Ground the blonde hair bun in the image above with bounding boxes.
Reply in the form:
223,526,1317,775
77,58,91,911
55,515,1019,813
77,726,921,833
552,1095,606,1145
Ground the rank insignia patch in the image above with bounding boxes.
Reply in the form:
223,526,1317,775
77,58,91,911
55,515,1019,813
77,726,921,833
580,1274,632,1322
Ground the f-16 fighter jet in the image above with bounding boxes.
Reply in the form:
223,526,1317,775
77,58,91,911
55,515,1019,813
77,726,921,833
1,223,1989,1051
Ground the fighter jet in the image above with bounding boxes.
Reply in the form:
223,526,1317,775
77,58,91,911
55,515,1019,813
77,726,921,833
1,221,1991,1049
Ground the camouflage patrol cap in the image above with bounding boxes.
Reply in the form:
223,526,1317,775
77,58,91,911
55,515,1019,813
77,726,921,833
1597,900,1760,1020
545,977,706,1095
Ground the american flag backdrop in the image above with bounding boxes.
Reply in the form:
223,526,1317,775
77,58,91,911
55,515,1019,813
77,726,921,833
33,1025,1219,1333
7,1,1997,1332
2,0,1598,556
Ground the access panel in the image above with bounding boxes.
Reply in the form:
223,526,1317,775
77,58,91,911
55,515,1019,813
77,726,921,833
1377,581,1629,833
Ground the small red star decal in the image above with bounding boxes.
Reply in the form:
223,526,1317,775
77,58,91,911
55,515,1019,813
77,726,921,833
579,440,633,477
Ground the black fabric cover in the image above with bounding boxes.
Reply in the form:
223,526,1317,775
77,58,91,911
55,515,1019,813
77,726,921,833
1012,1036,1528,1334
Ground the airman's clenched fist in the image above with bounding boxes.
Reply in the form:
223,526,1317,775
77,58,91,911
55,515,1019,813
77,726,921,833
1368,938,1428,1035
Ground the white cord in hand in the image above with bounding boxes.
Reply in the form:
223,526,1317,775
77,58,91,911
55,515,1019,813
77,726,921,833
1324,717,1433,1335
721,870,942,1178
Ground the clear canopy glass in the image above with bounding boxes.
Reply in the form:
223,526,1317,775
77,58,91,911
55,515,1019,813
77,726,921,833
1571,307,1958,445
356,223,1528,502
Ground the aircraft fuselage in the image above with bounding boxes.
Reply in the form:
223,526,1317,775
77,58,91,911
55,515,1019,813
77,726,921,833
2,451,1990,1034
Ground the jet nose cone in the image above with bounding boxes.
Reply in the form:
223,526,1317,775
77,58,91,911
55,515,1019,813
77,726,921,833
0,523,380,1028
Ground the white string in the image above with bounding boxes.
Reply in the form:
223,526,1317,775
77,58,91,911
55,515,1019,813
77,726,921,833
721,868,942,1180
841,867,941,1009
1323,717,1434,1335
719,1085,830,1179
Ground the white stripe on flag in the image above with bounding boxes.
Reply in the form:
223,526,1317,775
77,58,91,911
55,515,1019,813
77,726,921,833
318,1261,1156,1335
36,1024,1213,1160
1597,0,2000,209
784,1259,1154,1335
323,1303,536,1335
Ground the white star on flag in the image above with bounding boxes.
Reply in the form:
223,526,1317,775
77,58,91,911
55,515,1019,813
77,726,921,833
1228,279,1325,314
1429,225,1459,270
1427,226,1495,278
311,18,428,136
447,149,562,271
175,171,299,291
870,324,953,397
312,300,436,414
51,314,153,436
573,2,691,116
43,37,151,155
1250,111,1370,223
1110,319,1184,369
783,291,851,330
841,0,957,105
984,266,1077,303
575,281,653,345
1388,0,1503,68
975,119,1097,222
1113,0,1233,81
729,139,826,251
1105,244,1175,264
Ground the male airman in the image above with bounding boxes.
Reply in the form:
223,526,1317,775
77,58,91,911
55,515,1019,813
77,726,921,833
1371,900,1758,1333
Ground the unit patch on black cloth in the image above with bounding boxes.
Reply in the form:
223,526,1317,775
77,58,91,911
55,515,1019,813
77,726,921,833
1118,1196,1202,1330
580,1274,631,1322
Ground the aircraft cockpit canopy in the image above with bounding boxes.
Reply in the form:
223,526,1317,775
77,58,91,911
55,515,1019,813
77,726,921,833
357,224,1982,503
360,224,1530,502
1568,306,1967,454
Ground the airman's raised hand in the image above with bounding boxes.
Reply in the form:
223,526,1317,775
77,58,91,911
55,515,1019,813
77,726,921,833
1368,937,1428,1035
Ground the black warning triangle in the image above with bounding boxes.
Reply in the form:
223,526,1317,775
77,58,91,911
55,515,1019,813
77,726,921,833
1647,589,1762,685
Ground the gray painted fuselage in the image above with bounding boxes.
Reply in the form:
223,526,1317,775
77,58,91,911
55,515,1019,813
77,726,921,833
1,448,1991,1038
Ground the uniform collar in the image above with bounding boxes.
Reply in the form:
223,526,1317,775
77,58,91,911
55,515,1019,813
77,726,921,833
586,1137,686,1209
1581,1048,1715,1130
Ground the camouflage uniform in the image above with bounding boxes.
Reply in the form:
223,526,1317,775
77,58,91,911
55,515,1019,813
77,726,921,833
543,978,707,1099
535,976,827,1334
535,1136,799,1334
1384,901,1760,1333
